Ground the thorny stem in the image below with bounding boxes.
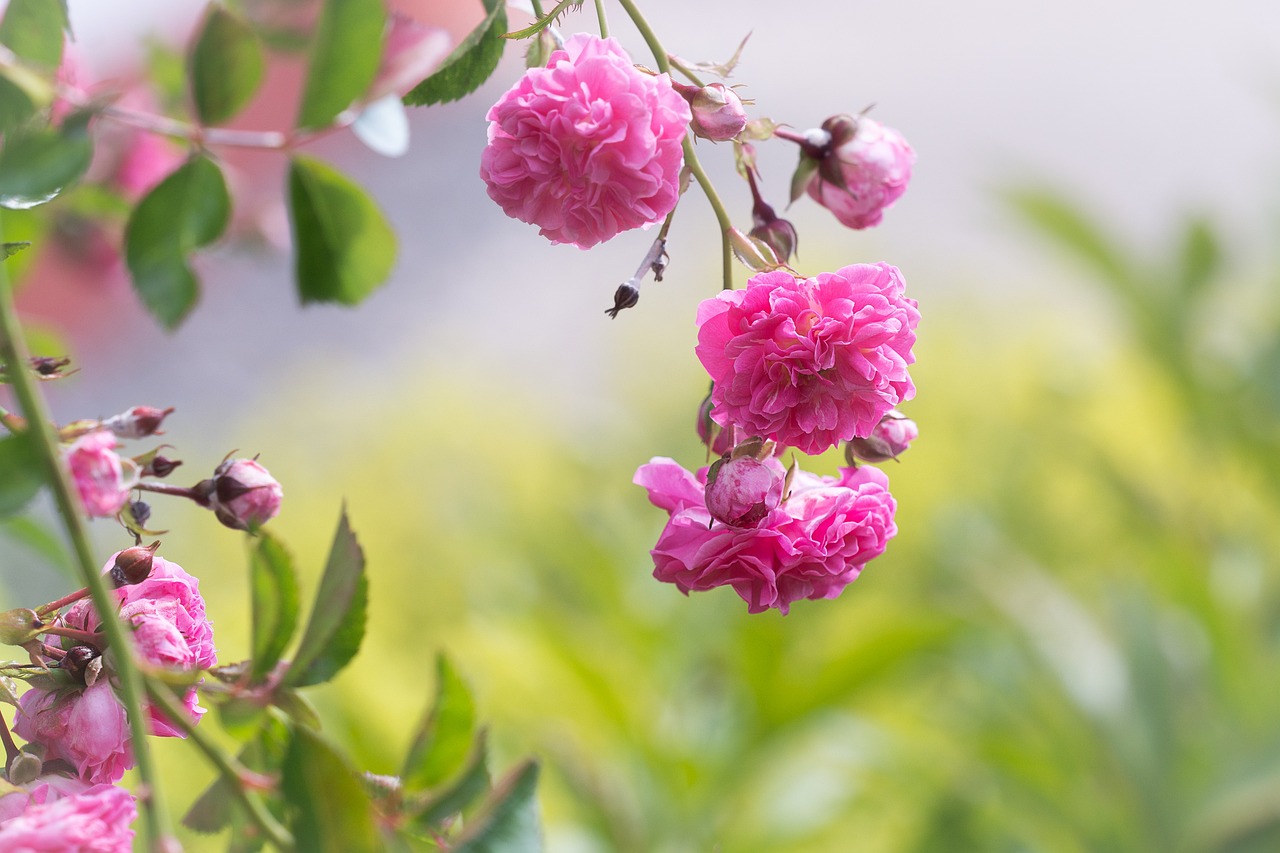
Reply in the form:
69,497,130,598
145,681,296,851
615,0,737,290
0,225,175,849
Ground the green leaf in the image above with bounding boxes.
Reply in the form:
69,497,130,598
295,0,384,129
2,242,29,259
453,761,542,853
0,63,51,133
0,0,68,69
402,654,477,791
404,0,506,107
0,432,46,516
411,731,491,829
123,155,231,330
282,725,382,853
1177,217,1219,297
0,114,93,210
788,154,819,205
287,156,395,306
286,507,368,687
189,4,265,125
271,687,321,730
0,516,73,576
1004,189,1133,289
249,531,300,681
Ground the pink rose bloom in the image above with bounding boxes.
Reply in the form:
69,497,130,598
14,682,133,785
696,264,919,456
480,34,691,249
0,779,135,852
683,82,747,142
808,117,915,230
635,457,897,614
209,458,283,530
0,775,98,824
64,431,134,518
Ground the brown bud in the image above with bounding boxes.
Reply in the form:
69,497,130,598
62,645,101,685
606,283,640,319
110,542,160,587
142,455,182,478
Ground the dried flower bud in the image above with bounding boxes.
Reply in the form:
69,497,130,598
102,406,174,440
210,458,283,531
110,542,159,587
846,410,918,464
0,608,43,646
684,82,747,142
62,645,101,685
129,500,152,528
142,455,182,478
704,440,785,528
606,283,641,319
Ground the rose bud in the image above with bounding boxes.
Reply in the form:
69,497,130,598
0,608,43,646
64,430,134,518
110,543,159,587
681,82,747,142
696,394,734,457
62,645,101,686
141,455,182,478
6,747,43,785
846,410,919,464
210,458,283,530
704,439,785,528
806,115,914,230
101,406,174,440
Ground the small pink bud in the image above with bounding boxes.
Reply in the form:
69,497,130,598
804,115,915,230
683,82,747,142
846,410,918,463
210,458,283,530
102,406,174,440
704,441,785,528
64,430,134,518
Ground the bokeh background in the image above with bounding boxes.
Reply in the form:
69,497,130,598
3,0,1280,850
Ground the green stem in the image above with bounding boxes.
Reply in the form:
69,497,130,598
0,230,174,849
616,0,736,290
594,0,609,38
144,681,295,851
530,0,545,16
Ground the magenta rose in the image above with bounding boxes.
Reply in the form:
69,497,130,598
695,264,920,456
635,457,897,614
63,430,134,518
480,34,691,249
807,116,914,229
0,778,135,852
848,409,919,463
208,458,283,530
14,682,132,785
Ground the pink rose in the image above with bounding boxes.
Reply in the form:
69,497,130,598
807,116,914,230
847,409,918,463
64,431,134,518
695,264,919,455
681,82,747,142
704,450,785,528
0,778,135,852
207,458,283,530
113,131,184,201
14,682,133,785
0,774,96,824
480,34,691,249
635,457,897,614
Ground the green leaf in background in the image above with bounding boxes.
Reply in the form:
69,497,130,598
188,4,265,125
249,531,300,681
0,61,50,133
282,725,382,853
1004,188,1134,290
0,431,46,516
1177,217,1220,297
0,113,93,210
402,654,477,791
0,0,68,69
123,155,231,330
295,0,384,130
403,0,506,107
287,156,395,306
286,507,368,687
411,731,491,829
1,242,29,259
0,516,72,576
453,760,542,853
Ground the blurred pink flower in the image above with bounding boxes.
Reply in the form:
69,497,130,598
808,117,914,230
848,409,918,463
209,458,283,530
368,13,452,100
64,431,133,518
695,263,919,455
480,34,691,248
635,458,897,614
113,131,184,201
14,682,132,785
0,778,135,852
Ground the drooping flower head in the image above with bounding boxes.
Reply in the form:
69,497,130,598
63,430,134,518
635,457,897,614
806,115,915,230
696,263,919,456
480,34,691,249
0,777,136,852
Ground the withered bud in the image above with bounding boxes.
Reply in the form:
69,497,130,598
110,542,160,587
606,283,641,319
821,114,859,148
62,645,101,685
0,608,44,646
30,356,72,378
7,748,43,785
130,500,152,528
103,405,175,440
142,455,182,478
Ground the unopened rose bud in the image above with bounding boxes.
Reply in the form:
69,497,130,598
142,455,182,478
7,748,43,785
605,283,640,319
727,227,780,271
704,441,785,528
110,542,159,587
684,82,747,142
749,216,798,266
0,608,43,646
846,410,918,463
805,115,914,230
211,458,283,531
696,395,734,457
62,645,101,685
102,406,175,440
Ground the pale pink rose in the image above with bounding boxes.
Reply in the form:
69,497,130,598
0,775,95,824
704,454,784,528
63,431,133,518
0,779,135,852
807,117,914,230
635,458,897,614
847,409,918,463
209,458,283,530
683,82,747,142
696,264,919,455
480,34,691,249
368,13,452,100
14,683,133,785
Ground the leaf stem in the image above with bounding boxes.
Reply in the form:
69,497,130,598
594,0,609,38
144,681,296,851
0,231,174,848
